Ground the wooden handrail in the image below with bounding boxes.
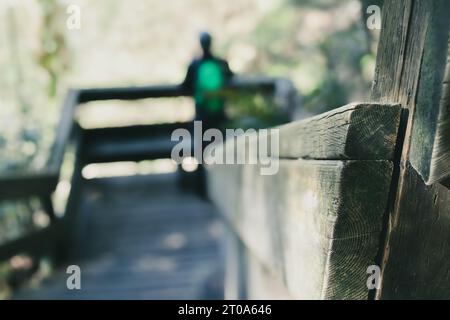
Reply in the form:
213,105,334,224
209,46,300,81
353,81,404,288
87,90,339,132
76,77,276,103
0,76,281,263
0,171,58,200
77,84,186,103
207,103,402,299
0,76,280,194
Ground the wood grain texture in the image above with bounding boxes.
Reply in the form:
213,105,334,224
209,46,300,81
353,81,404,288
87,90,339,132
374,0,450,185
276,103,401,160
371,0,450,299
207,159,393,299
212,103,401,163
371,0,413,103
430,37,450,183
378,162,450,299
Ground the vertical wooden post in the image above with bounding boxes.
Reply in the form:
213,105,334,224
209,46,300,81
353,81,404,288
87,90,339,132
372,0,450,299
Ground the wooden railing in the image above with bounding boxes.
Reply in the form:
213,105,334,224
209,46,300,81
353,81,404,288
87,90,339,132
0,77,284,264
206,102,403,299
204,0,450,300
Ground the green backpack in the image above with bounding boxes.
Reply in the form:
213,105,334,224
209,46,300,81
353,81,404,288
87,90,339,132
195,60,225,114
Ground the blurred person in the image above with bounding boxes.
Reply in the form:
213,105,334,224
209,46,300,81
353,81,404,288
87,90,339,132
179,32,234,197
181,32,234,130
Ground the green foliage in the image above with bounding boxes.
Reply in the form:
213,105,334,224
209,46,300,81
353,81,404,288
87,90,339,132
0,262,13,299
289,0,340,9
225,91,288,129
0,1,69,174
246,0,376,114
37,0,70,97
0,199,39,298
0,1,69,297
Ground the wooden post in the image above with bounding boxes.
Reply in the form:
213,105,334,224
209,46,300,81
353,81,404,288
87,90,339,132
372,0,450,299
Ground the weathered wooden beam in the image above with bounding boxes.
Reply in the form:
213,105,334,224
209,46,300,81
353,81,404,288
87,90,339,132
77,85,186,103
207,159,393,299
76,77,277,103
276,102,401,160
82,122,192,141
378,161,450,299
0,171,58,200
81,122,192,164
47,89,80,173
371,0,450,299
207,102,401,299
82,139,180,164
212,103,401,164
411,30,450,184
430,41,450,183
370,0,413,102
371,0,450,185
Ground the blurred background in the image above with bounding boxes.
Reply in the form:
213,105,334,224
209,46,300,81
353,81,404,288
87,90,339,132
0,0,382,298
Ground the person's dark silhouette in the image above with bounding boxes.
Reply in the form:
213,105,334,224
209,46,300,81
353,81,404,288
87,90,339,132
180,32,233,197
181,32,233,130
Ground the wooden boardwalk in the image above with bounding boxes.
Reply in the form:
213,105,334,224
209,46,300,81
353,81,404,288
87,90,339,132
15,173,225,299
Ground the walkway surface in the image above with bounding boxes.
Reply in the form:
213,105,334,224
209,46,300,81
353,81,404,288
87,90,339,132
15,173,225,299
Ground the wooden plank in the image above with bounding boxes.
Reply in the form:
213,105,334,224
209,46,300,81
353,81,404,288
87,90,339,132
0,171,58,200
47,89,79,172
430,39,450,183
83,138,177,164
275,103,401,160
77,85,185,103
371,0,450,185
409,12,450,184
370,0,413,102
212,103,401,164
76,77,276,103
207,159,393,299
371,0,450,299
377,162,450,299
82,122,192,164
82,122,192,140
